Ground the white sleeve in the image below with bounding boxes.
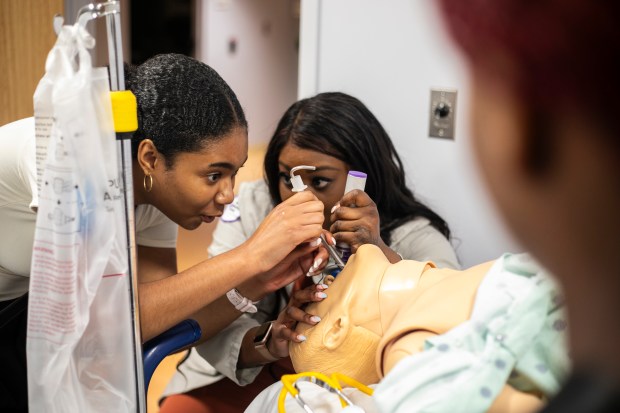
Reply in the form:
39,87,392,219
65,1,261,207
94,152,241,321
134,204,178,249
208,197,250,257
19,119,38,211
390,218,460,270
0,118,38,299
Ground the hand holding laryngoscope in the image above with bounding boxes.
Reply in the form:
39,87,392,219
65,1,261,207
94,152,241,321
289,165,345,271
259,165,333,356
334,171,368,264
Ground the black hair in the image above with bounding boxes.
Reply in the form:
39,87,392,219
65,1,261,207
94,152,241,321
264,92,451,244
125,53,247,168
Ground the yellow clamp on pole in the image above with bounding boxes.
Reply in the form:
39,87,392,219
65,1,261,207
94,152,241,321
110,90,138,133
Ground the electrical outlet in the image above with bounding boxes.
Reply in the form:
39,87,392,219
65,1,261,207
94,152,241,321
429,89,457,140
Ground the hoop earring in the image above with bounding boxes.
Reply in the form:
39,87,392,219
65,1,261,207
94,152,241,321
143,173,153,192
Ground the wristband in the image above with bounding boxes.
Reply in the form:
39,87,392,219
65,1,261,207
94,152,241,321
226,288,259,313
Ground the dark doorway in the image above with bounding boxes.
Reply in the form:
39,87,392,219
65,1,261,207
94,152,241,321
130,0,195,64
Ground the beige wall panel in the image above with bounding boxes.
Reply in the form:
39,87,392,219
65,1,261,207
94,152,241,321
0,0,64,125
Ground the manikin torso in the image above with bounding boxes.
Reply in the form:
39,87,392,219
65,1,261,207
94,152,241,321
289,245,546,412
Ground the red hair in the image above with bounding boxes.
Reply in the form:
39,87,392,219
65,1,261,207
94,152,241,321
438,0,620,128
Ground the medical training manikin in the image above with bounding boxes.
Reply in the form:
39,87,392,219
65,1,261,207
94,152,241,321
247,244,570,413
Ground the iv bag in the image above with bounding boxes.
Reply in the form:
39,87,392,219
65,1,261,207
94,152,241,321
27,23,137,412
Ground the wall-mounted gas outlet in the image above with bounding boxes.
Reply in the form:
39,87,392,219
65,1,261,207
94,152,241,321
429,89,457,140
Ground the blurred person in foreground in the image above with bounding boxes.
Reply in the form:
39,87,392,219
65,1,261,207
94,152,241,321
436,0,620,411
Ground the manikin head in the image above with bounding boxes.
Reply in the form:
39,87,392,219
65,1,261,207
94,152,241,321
289,245,435,384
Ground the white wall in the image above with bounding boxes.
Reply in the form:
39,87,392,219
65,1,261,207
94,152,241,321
199,0,300,147
299,0,521,267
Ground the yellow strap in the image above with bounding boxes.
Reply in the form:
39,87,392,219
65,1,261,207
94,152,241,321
110,90,138,133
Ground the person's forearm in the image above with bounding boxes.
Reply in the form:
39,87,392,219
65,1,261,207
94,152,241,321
139,243,260,342
378,242,402,264
237,325,267,368
182,263,294,343
189,295,251,344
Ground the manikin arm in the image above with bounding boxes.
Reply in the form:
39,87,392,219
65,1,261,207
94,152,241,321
380,330,543,413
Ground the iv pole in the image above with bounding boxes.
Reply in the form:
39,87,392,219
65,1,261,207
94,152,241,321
104,4,147,411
